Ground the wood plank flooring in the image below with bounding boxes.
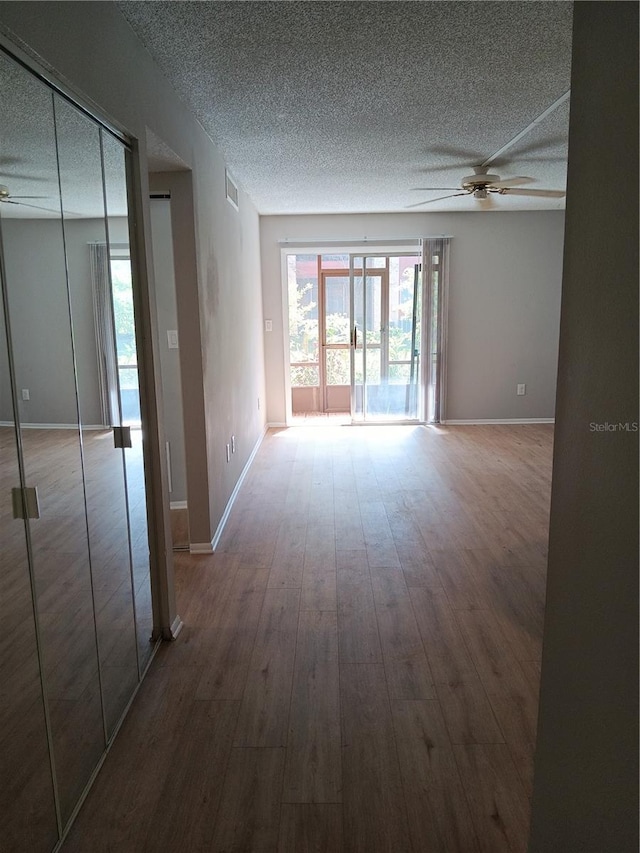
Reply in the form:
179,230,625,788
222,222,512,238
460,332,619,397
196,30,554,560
62,423,553,852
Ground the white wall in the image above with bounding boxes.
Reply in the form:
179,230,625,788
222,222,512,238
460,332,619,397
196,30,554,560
149,198,187,505
260,211,564,423
0,3,267,544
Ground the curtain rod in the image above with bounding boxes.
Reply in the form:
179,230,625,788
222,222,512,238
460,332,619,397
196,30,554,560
277,236,452,245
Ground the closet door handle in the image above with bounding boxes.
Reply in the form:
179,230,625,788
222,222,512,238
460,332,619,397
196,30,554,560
113,426,132,449
11,486,40,519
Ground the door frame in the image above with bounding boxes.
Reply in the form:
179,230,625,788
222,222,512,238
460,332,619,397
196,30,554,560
281,242,429,425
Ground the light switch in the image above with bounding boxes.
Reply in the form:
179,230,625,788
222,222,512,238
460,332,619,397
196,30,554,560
167,330,179,349
265,319,273,332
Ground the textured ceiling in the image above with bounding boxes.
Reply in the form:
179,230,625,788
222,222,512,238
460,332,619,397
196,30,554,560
119,0,574,214
0,47,129,219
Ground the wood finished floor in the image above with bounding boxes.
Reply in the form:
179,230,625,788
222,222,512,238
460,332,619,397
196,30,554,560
62,423,553,853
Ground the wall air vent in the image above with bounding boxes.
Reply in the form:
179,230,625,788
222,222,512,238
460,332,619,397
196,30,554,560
225,169,239,211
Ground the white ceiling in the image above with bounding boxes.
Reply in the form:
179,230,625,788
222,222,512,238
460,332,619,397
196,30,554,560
120,0,574,215
0,2,573,220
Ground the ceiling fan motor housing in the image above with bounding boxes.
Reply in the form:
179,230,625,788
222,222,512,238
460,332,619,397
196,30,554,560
461,172,501,191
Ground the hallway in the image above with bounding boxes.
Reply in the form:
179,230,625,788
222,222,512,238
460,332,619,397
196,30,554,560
62,423,552,852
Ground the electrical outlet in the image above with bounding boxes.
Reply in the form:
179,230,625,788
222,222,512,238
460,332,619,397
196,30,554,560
225,443,230,463
231,435,236,454
517,383,526,396
21,389,30,401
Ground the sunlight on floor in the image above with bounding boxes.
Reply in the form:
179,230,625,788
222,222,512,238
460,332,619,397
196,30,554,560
272,422,425,447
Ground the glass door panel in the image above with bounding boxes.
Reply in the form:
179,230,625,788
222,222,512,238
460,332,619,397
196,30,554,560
0,66,105,825
350,259,364,421
54,94,140,737
363,266,384,417
350,253,421,422
102,133,154,674
322,272,350,412
349,257,385,421
388,258,421,419
0,260,58,852
288,254,320,414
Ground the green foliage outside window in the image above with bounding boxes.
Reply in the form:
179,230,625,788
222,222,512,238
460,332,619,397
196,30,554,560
289,264,420,388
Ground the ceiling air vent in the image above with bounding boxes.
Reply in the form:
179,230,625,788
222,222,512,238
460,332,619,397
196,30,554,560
225,169,239,211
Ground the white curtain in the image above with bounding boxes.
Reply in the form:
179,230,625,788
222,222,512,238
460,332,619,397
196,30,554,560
422,237,451,423
89,243,119,427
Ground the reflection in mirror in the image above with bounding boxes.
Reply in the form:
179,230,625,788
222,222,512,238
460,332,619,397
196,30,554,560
54,94,139,737
102,132,154,674
0,271,58,852
0,61,106,825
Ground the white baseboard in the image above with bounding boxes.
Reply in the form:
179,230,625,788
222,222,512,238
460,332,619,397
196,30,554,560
163,615,184,640
170,501,188,510
210,423,269,551
267,421,287,428
441,418,555,425
0,421,107,430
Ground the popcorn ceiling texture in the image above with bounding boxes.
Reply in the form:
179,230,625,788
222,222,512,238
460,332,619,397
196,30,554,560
118,2,572,213
0,50,129,219
118,1,573,214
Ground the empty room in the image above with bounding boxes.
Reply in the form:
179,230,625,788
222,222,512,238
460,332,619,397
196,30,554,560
0,3,636,853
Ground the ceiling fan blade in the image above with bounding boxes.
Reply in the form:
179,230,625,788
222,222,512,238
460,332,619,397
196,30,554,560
500,187,566,197
411,187,462,192
0,172,45,181
489,176,535,189
8,195,50,200
1,198,62,214
424,144,486,162
405,192,469,208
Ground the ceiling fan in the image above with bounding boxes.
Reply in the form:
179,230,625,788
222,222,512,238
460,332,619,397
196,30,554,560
0,183,58,214
408,165,565,207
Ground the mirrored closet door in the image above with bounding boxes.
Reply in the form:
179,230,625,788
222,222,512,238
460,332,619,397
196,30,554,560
0,46,155,849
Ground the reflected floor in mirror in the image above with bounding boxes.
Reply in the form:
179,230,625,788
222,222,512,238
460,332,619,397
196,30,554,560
62,423,552,853
0,425,154,784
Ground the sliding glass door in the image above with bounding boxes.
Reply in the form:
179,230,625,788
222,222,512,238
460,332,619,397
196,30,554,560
288,251,422,421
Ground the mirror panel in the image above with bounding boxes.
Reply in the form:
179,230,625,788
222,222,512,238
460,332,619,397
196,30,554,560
0,61,105,825
54,94,140,737
0,251,58,852
102,132,154,674
0,44,158,836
